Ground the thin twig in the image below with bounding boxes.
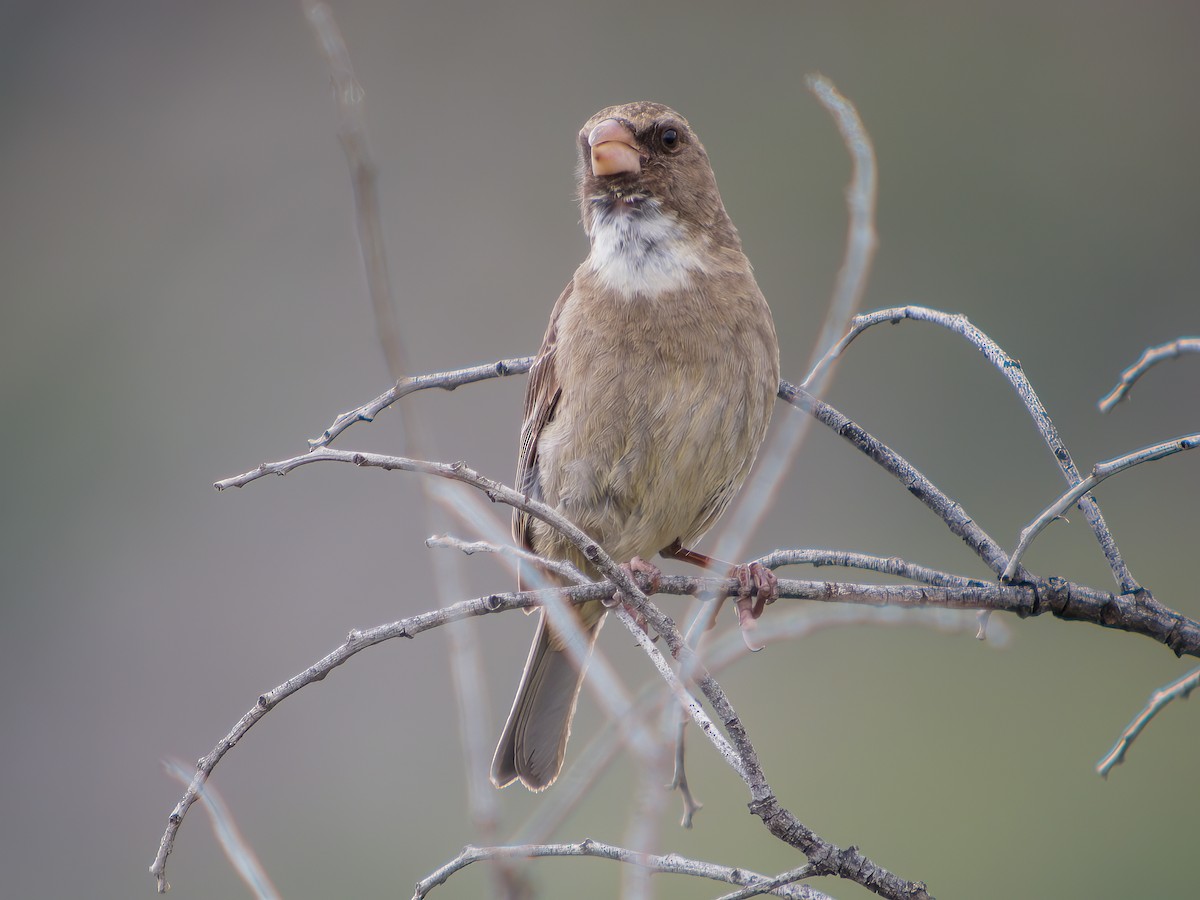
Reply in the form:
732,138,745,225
303,1,405,382
1098,337,1200,413
1003,435,1200,581
666,710,703,828
256,352,1013,587
805,305,1141,594
183,367,1200,897
715,864,817,900
439,535,743,774
758,547,991,589
1096,666,1200,777
210,448,942,897
218,446,1200,655
427,533,587,583
711,74,878,596
801,74,880,399
301,9,520,896
513,604,995,845
779,380,1023,580
161,760,280,900
613,604,742,775
309,357,534,449
412,841,832,900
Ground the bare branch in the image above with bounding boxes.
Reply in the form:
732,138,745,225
712,74,878,591
412,840,832,900
192,346,1198,898
513,605,994,845
426,533,587,584
161,760,279,900
715,864,818,900
310,357,533,449
612,604,743,776
220,444,1200,657
804,305,1140,594
1098,337,1200,413
1003,435,1200,581
149,591,529,892
779,380,1021,580
801,74,879,399
302,8,522,893
1096,666,1200,778
759,547,991,589
303,1,405,383
152,568,1046,891
667,712,704,828
213,446,942,896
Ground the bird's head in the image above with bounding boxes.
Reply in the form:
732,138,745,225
576,101,733,247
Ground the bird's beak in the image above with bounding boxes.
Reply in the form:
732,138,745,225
588,119,641,176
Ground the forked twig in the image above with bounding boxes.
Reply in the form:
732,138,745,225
778,380,1021,580
1003,435,1200,582
806,305,1140,593
310,357,533,449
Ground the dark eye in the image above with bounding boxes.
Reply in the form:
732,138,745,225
660,127,680,149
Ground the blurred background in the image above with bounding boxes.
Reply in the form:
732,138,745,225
3,1,1198,897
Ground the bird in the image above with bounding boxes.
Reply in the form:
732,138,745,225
490,101,780,791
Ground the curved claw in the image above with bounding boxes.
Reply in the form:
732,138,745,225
729,561,778,651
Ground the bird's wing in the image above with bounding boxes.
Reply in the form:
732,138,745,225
513,279,571,558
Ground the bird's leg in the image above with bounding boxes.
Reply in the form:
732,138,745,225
662,540,778,650
603,556,662,636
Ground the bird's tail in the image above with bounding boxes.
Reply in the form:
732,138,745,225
490,606,604,791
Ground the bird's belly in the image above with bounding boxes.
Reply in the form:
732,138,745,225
534,350,762,566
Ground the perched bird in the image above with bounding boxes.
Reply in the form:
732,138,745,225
491,101,780,791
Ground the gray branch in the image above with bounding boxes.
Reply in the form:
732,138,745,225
805,305,1140,594
1004,435,1200,581
412,840,830,900
1096,666,1200,777
1098,337,1200,413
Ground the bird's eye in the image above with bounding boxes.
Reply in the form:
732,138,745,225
660,127,680,150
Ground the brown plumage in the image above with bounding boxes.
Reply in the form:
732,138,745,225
490,102,780,791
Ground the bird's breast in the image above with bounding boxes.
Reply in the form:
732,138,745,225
533,262,777,564
583,200,710,299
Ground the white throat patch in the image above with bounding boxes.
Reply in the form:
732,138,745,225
585,201,707,298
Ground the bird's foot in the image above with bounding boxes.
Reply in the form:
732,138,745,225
604,556,661,637
730,561,778,651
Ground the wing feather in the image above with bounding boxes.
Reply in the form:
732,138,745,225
514,280,573,555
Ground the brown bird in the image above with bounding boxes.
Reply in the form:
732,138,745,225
490,101,780,791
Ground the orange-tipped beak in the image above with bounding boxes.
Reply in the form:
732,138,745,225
588,119,641,176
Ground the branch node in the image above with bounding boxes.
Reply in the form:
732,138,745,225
483,594,505,612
